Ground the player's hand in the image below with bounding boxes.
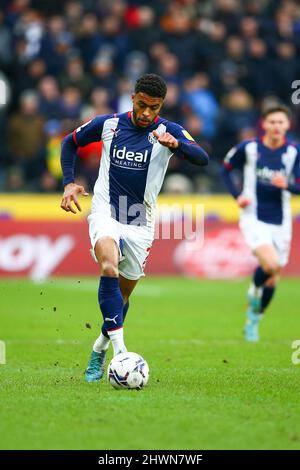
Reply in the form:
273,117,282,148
236,195,251,208
271,173,288,189
153,131,179,149
60,183,89,214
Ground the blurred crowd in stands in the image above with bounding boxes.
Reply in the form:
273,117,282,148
1,0,300,194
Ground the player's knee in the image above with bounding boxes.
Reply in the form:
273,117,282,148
263,261,280,276
266,276,278,288
101,260,118,277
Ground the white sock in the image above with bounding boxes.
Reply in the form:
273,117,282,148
93,333,110,353
108,328,127,356
248,282,262,299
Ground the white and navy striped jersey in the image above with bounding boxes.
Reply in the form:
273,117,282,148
61,111,209,227
223,138,300,225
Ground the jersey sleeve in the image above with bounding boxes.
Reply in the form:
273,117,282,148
223,141,248,170
288,148,300,194
166,122,209,166
60,115,110,187
73,115,111,146
221,140,249,199
292,149,300,182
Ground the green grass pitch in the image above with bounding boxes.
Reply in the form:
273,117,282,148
0,277,299,450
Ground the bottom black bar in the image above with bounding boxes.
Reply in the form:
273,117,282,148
0,450,299,466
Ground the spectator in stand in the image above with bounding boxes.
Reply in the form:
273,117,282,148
182,73,219,140
2,0,300,192
59,54,92,101
115,77,133,114
7,90,46,184
245,38,274,99
60,86,82,120
91,54,117,94
217,87,258,154
160,6,197,72
156,52,182,85
161,82,181,123
44,118,64,184
40,14,74,75
126,5,161,54
38,75,62,119
0,10,12,70
90,87,113,116
272,41,300,101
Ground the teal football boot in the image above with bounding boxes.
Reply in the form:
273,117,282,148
85,350,107,382
244,309,262,342
247,284,262,313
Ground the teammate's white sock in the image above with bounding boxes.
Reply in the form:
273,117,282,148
108,328,127,356
248,282,262,299
93,333,110,353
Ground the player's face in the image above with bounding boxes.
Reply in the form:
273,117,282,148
131,92,164,128
262,112,290,140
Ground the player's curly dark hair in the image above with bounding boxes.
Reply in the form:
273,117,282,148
135,74,167,99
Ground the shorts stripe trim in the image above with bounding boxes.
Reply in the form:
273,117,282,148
107,326,123,333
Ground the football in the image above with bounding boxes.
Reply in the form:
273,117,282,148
107,352,149,390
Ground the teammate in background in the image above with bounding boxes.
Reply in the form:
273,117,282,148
222,104,300,341
60,74,209,381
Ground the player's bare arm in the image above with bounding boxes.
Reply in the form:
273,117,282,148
152,130,179,149
60,182,89,214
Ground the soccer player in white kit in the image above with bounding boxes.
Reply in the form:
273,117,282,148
60,74,209,381
222,104,300,341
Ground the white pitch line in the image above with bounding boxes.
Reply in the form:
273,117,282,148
5,339,81,345
43,280,163,296
156,338,293,346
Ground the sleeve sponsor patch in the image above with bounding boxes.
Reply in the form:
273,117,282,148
182,129,195,141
